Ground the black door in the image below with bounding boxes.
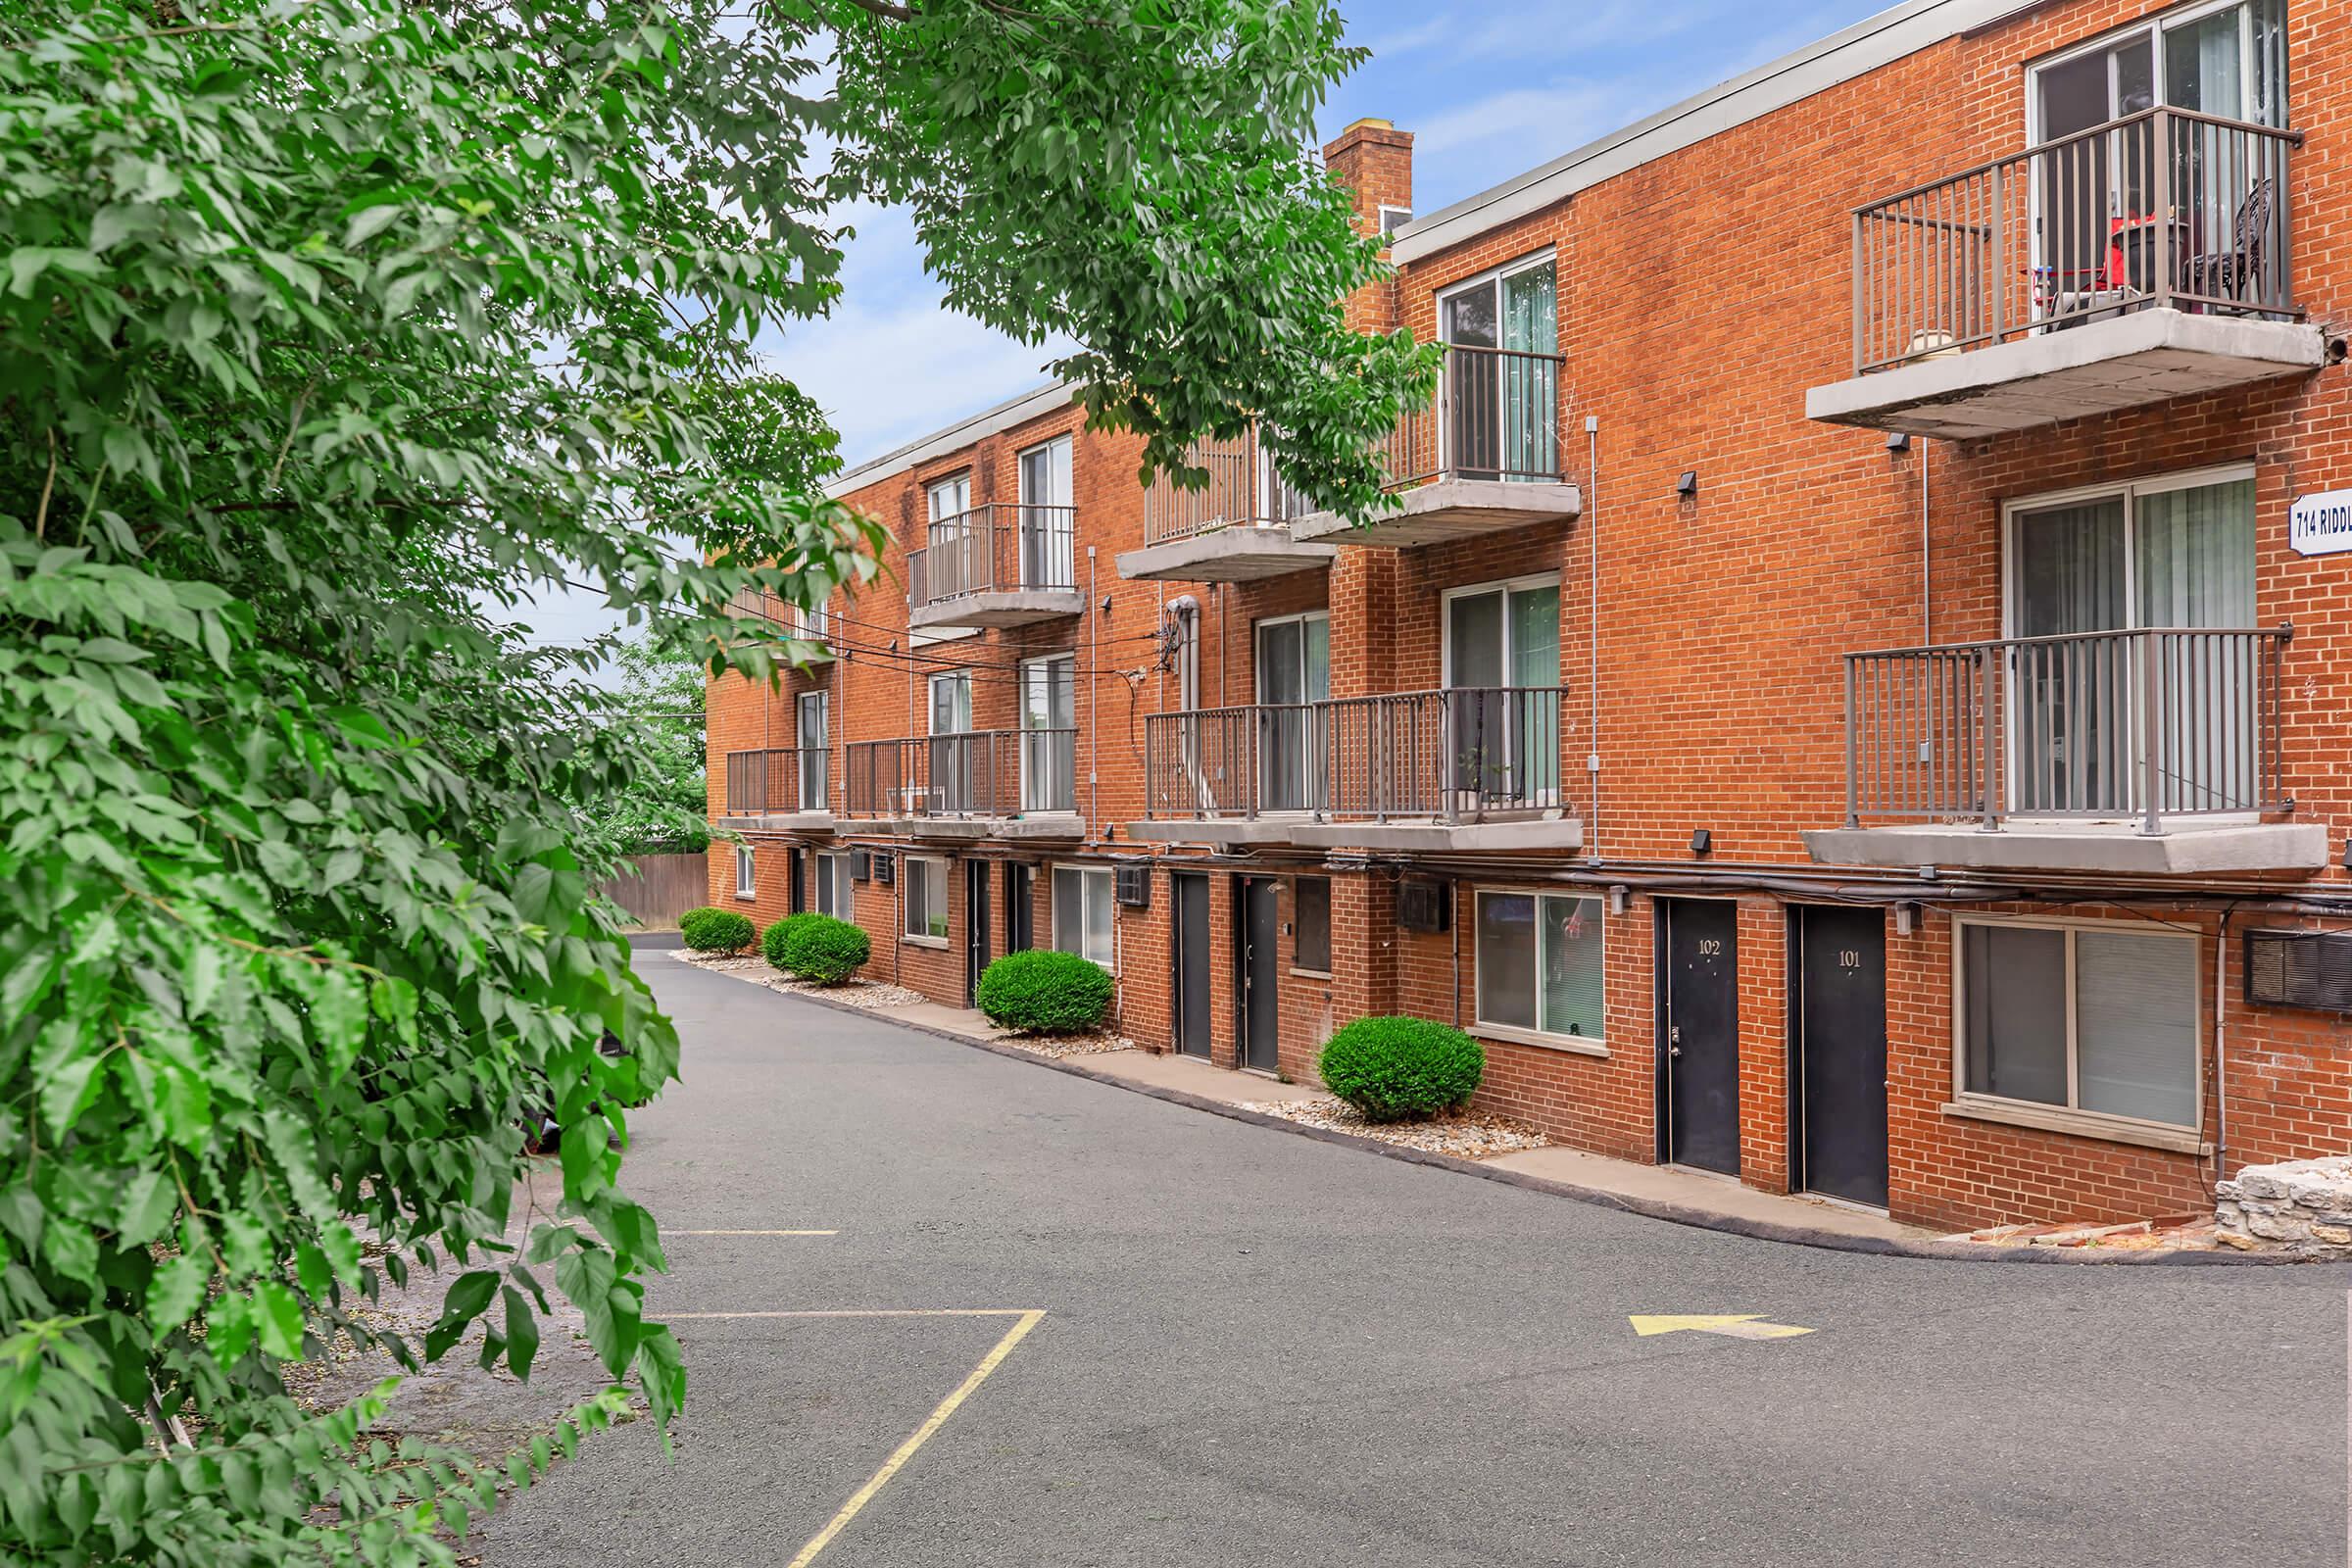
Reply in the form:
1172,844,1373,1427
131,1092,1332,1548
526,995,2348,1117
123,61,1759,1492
1004,863,1032,953
965,860,992,1006
1237,876,1280,1073
1661,899,1740,1175
1794,906,1889,1208
788,849,806,914
1172,872,1211,1059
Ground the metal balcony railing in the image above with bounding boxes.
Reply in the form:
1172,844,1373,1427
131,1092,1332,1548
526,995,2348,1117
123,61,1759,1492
906,504,1078,608
724,746,829,814
1378,344,1567,491
1842,625,2290,834
842,728,1079,819
1145,687,1569,824
1852,106,2300,375
1142,433,1313,544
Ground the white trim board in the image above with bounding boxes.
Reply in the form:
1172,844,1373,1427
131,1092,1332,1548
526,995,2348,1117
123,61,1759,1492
825,382,1076,499
1391,0,2040,267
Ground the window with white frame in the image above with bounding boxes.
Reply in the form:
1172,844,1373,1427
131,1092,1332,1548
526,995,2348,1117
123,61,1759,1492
734,845,756,900
1475,890,1604,1043
1956,917,2200,1130
1437,251,1558,483
1053,865,1114,968
903,857,948,941
926,472,971,522
815,851,852,918
1021,654,1076,813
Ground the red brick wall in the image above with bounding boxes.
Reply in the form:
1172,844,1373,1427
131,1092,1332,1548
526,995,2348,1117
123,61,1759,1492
705,0,2352,1232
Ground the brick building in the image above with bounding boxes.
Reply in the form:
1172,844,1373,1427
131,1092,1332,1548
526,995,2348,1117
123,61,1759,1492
708,0,2352,1233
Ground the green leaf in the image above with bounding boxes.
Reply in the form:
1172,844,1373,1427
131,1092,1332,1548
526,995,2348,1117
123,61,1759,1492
502,1284,540,1380
252,1280,306,1359
149,1254,210,1334
117,1170,177,1247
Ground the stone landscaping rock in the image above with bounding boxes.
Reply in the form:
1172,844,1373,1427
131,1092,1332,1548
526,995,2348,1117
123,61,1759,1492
2215,1154,2352,1256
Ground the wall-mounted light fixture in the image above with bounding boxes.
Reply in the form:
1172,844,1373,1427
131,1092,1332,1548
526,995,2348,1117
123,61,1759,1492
1886,430,1911,453
1689,828,1712,857
1676,470,1699,500
1607,885,1630,916
1895,902,1920,937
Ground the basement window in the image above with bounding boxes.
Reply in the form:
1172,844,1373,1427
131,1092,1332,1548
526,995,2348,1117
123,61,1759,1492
1475,891,1604,1045
1294,877,1332,974
903,857,949,944
734,846,756,901
1052,865,1114,969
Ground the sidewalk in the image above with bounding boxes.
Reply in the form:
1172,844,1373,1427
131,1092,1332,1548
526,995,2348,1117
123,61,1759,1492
711,961,1936,1247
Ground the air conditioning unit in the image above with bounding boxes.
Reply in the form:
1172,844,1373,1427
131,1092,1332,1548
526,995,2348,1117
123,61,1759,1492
874,854,895,888
1396,876,1450,934
2244,929,2352,1012
851,849,871,882
1114,862,1151,909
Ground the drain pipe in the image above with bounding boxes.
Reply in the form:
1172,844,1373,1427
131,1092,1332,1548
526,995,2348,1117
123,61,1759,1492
1920,435,1933,646
2213,901,2237,1186
1585,415,1601,861
1088,545,1100,840
1450,875,1463,1027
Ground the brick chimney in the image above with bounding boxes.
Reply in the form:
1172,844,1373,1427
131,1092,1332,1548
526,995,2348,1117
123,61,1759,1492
1321,117,1412,332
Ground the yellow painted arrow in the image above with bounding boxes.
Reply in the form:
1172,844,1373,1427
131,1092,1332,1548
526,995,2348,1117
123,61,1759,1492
1629,1313,1813,1341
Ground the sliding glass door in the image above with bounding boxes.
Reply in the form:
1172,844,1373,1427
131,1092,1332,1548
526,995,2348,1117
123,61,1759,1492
1446,577,1560,810
1020,655,1075,812
1255,613,1329,813
1017,436,1074,590
928,670,973,813
1439,257,1557,482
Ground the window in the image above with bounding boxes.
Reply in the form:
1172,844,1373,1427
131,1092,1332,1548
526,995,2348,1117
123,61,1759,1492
928,669,975,813
903,857,948,942
1053,865,1114,968
1438,252,1558,482
1957,918,2199,1130
1020,655,1075,812
1294,877,1332,973
734,845,756,900
815,851,853,917
1377,205,1412,237
797,692,828,811
1255,612,1330,813
926,472,971,522
1165,597,1200,710
1016,436,1074,589
1475,891,1604,1044
1444,575,1561,808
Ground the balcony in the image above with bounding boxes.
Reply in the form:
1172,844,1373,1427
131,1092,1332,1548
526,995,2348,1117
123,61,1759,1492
1116,434,1337,583
1133,688,1582,853
721,746,834,830
840,728,1084,841
907,504,1083,629
1808,108,2319,439
1803,625,2326,875
1289,345,1581,548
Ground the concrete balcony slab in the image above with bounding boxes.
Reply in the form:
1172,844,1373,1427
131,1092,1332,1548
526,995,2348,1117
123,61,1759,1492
1806,309,2324,441
1803,819,2329,876
908,590,1085,630
1116,527,1337,583
890,812,1087,843
1126,817,1303,848
1291,815,1585,854
1290,479,1581,549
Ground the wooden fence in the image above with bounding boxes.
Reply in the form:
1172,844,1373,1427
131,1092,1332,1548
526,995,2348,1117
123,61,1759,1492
595,851,709,930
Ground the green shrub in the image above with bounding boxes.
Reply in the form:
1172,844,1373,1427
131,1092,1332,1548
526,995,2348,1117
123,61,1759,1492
680,906,757,954
780,913,870,985
761,912,817,971
1316,1016,1484,1122
975,949,1112,1035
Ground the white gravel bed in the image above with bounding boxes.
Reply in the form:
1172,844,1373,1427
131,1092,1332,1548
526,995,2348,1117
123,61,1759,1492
671,951,925,1009
1238,1095,1551,1159
991,1031,1137,1059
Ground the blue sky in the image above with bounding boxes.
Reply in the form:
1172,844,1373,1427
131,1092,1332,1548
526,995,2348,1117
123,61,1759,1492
518,0,1887,658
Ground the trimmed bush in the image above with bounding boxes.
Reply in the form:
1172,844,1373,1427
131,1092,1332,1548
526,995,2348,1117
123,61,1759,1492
976,950,1112,1035
680,906,757,955
1316,1016,1484,1123
761,912,817,972
780,913,870,986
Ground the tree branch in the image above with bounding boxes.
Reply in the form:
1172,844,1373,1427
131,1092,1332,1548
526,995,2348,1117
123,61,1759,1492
838,0,914,22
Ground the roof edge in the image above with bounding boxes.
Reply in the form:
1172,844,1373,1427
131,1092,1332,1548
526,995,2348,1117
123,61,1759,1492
824,380,1077,498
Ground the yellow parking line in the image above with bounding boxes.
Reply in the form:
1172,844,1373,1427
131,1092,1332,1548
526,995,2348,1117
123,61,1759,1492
663,1308,1046,1566
667,1222,842,1241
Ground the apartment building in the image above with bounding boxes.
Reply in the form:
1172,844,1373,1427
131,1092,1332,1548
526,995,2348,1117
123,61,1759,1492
709,0,2352,1233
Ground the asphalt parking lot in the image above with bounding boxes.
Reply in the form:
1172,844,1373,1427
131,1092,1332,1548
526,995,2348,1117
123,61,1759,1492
477,956,2350,1567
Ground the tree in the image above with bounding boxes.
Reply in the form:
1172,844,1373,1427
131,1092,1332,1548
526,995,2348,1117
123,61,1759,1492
583,634,717,858
0,0,1426,1561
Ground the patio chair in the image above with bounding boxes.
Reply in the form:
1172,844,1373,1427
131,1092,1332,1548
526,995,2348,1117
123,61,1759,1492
2182,176,2275,309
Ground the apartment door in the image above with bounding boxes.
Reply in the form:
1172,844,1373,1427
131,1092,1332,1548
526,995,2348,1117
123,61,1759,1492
1004,862,1034,952
926,472,974,599
1235,875,1280,1073
788,848,806,914
928,670,973,814
2007,472,2255,815
964,860,991,1006
1793,906,1888,1209
1172,871,1211,1060
1660,899,1740,1176
1445,577,1560,811
1017,436,1073,590
796,692,828,811
1020,655,1075,813
1438,256,1557,481
1254,612,1329,812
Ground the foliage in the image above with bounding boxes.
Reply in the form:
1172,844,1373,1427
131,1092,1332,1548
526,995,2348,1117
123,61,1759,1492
778,915,869,986
680,906,759,955
976,950,1112,1035
761,912,815,971
1,0,1413,1558
585,634,716,855
1317,1018,1485,1123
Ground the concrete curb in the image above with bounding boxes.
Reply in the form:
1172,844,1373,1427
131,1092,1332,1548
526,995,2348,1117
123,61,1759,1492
695,960,2311,1269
